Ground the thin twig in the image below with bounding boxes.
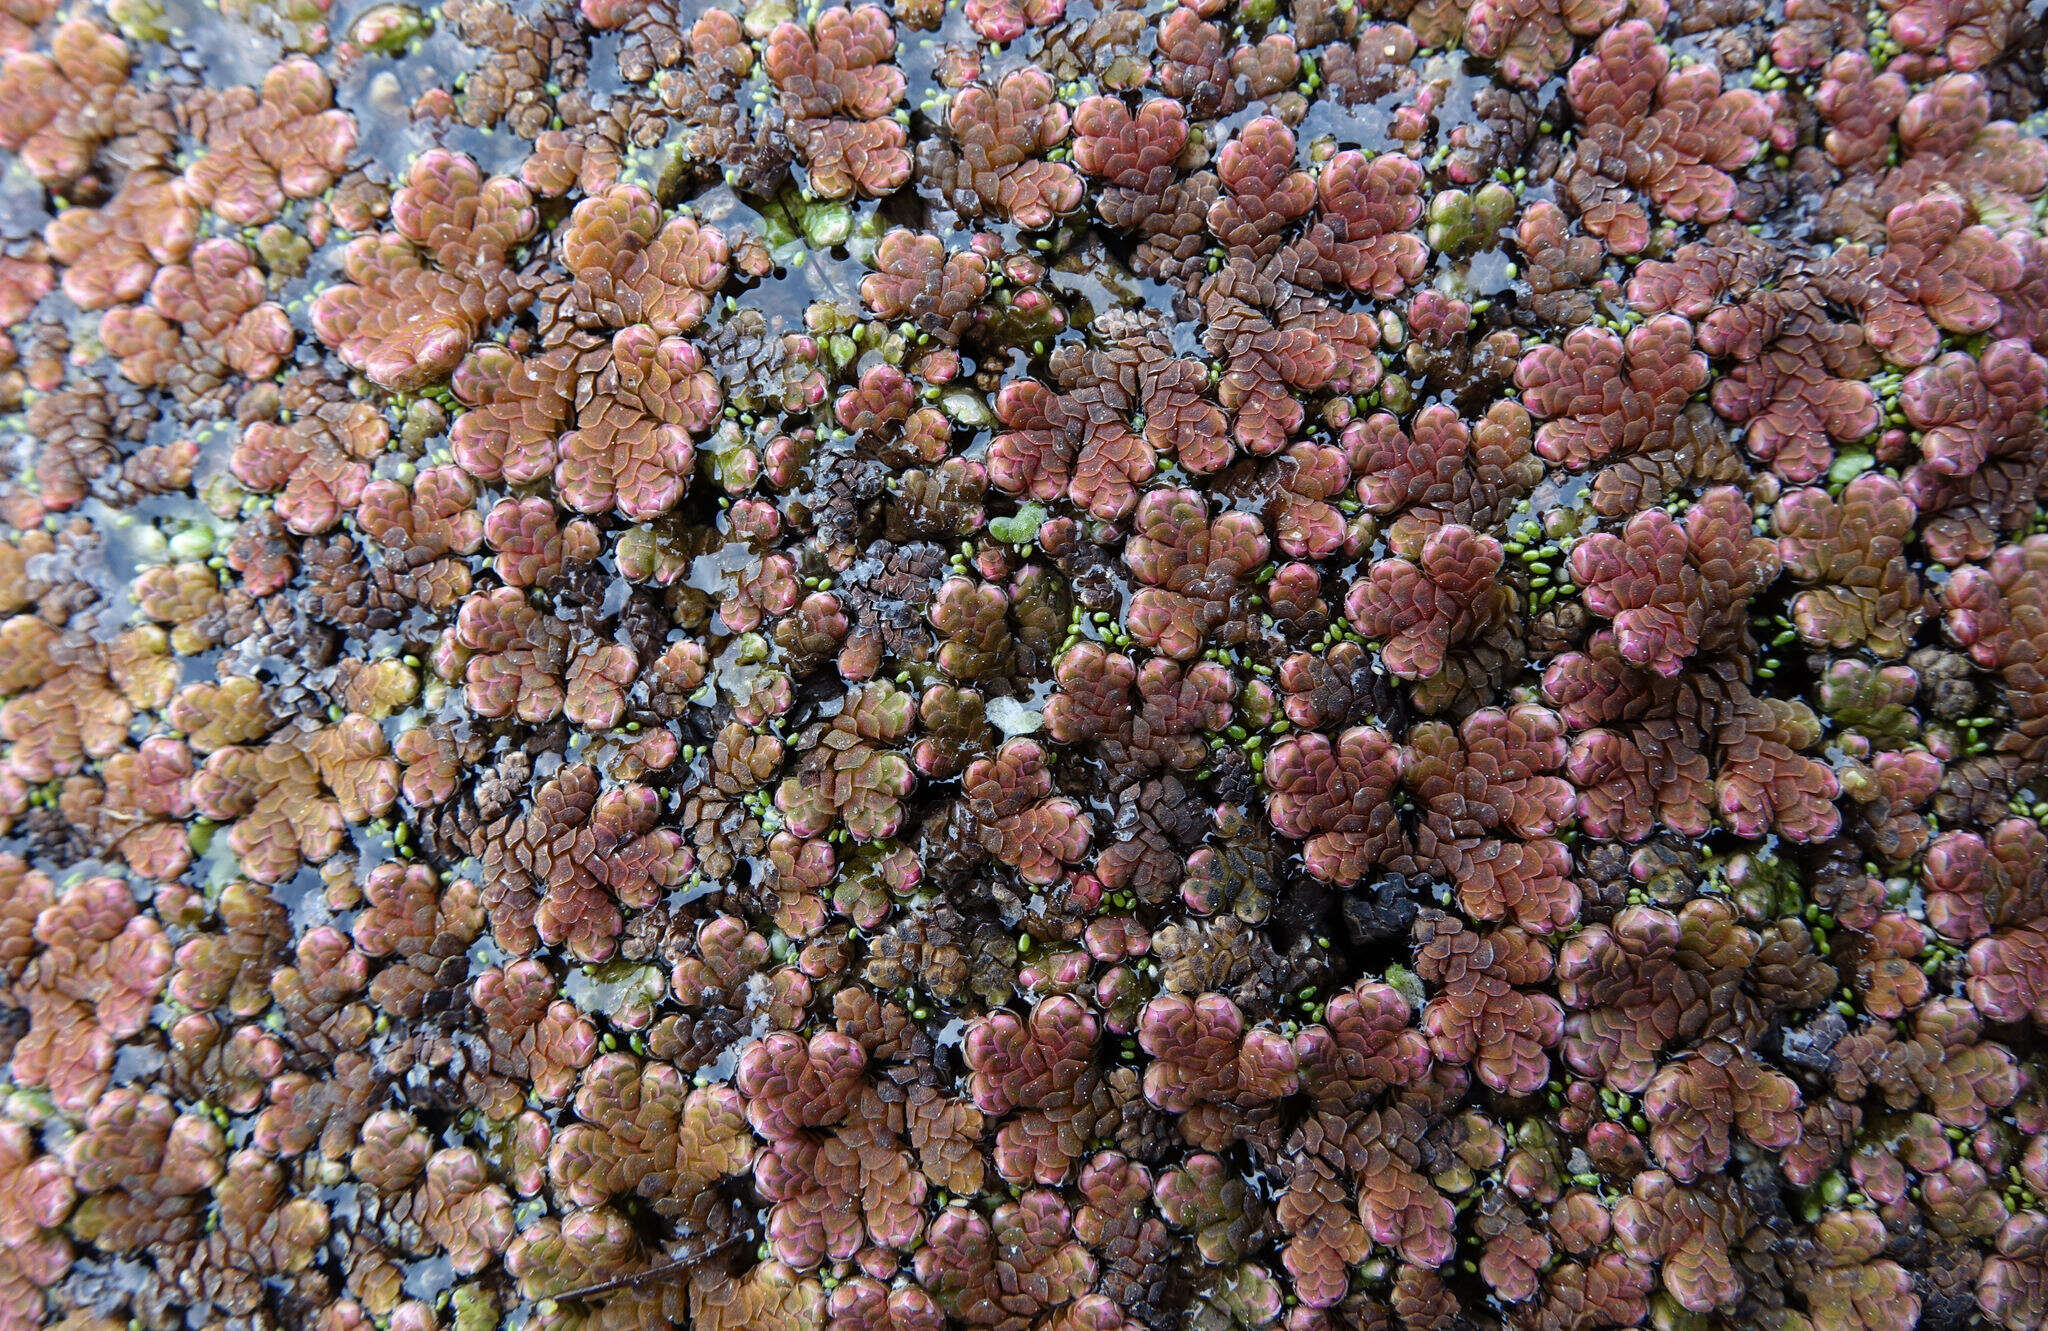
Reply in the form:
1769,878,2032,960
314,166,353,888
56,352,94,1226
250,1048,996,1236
547,1231,750,1304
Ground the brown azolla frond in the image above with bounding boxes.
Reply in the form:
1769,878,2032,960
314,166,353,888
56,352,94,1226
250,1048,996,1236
100,238,293,393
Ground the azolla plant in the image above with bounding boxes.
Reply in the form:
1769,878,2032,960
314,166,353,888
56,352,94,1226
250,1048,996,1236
1,0,2047,1325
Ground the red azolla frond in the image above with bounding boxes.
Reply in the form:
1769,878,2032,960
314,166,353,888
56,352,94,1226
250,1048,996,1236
1940,535,2048,759
1612,1171,1753,1312
0,18,129,187
1712,687,1842,843
764,5,909,198
1466,0,1633,87
1557,900,1755,1091
1073,95,1188,222
1774,474,1924,658
1124,487,1268,660
1709,316,1881,484
736,1028,866,1139
189,717,398,886
1139,990,1300,1114
561,183,729,335
961,995,1101,1183
940,69,1083,229
991,317,1217,518
102,237,293,390
1294,979,1433,1108
1200,258,1372,454
1883,0,2022,71
1347,402,1542,557
861,228,987,345
1814,51,1907,170
185,55,355,226
1413,910,1562,1097
1344,522,1506,679
1304,150,1428,299
963,737,1090,884
1558,21,1771,254
774,679,917,843
964,0,1063,43
1825,191,2023,369
1568,487,1778,677
915,1193,1096,1327
1924,817,2048,944
44,169,198,310
1043,641,1232,772
1406,704,1573,841
437,586,570,723
1901,338,2048,529
556,327,716,520
310,150,539,391
1641,1037,1801,1180
1516,314,1710,472
1265,726,1406,884
14,873,169,1113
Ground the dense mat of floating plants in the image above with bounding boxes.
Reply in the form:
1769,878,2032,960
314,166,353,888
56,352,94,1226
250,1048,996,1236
0,0,2045,1323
